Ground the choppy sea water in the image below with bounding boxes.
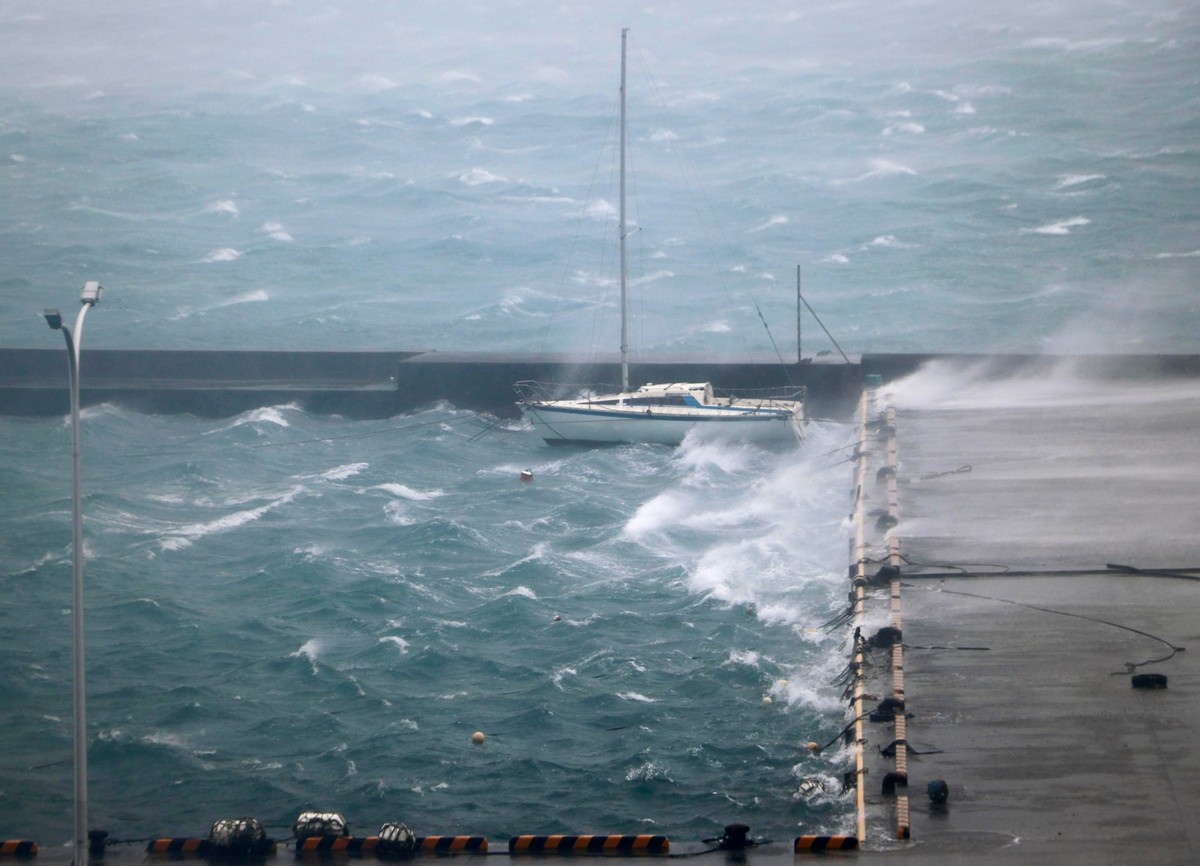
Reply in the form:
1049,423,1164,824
1,0,1198,847
1,406,855,842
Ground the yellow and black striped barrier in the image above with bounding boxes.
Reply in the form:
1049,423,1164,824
417,836,488,854
0,842,37,857
508,835,669,855
794,835,859,852
147,839,211,855
297,836,377,854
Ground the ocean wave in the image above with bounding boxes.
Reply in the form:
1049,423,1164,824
169,289,269,321
840,159,917,184
371,482,443,500
383,500,419,526
319,462,368,481
202,247,241,263
1055,174,1106,189
617,691,658,703
215,403,295,430
259,221,293,241
748,215,788,233
204,199,239,216
1021,216,1090,235
159,484,304,550
378,636,409,654
883,122,924,135
291,638,322,674
458,167,506,185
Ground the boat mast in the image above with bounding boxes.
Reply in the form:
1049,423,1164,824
619,27,630,392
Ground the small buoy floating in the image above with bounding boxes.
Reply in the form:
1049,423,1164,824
472,731,486,744
519,469,534,482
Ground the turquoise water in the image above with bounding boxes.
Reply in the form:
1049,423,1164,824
1,407,854,842
1,0,1198,846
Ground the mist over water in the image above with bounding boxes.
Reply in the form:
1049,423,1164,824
1,0,1198,848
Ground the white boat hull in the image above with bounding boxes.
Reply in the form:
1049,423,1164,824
520,402,802,446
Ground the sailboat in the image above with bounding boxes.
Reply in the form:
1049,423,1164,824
516,29,805,447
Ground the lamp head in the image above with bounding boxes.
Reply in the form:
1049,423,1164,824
43,309,63,330
80,281,103,305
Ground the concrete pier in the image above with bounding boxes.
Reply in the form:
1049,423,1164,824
848,361,1200,863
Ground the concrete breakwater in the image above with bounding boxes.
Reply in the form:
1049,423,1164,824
2,348,1198,419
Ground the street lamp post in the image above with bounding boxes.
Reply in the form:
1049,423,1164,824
43,280,103,866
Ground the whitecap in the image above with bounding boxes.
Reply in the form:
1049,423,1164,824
1055,174,1105,189
205,200,239,216
844,159,917,183
617,692,658,703
449,116,494,127
748,215,788,233
629,269,673,287
883,122,925,135
259,221,293,241
623,491,689,543
625,760,671,782
372,483,442,500
458,167,506,185
321,462,368,481
651,129,679,142
1021,216,1090,235
585,198,616,219
1155,249,1200,259
203,248,241,263
10,153,26,163
290,638,322,674
159,485,304,550
378,636,409,654
228,405,291,428
505,586,537,600
728,649,760,667
169,289,269,321
822,253,849,264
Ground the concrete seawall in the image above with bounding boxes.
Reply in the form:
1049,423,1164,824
3,348,1198,419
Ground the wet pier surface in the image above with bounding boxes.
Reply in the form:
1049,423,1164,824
859,361,1200,864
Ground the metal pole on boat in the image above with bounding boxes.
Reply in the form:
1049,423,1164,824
796,264,802,364
43,281,103,866
619,27,630,392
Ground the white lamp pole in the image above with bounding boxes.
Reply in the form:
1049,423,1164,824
43,280,103,866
